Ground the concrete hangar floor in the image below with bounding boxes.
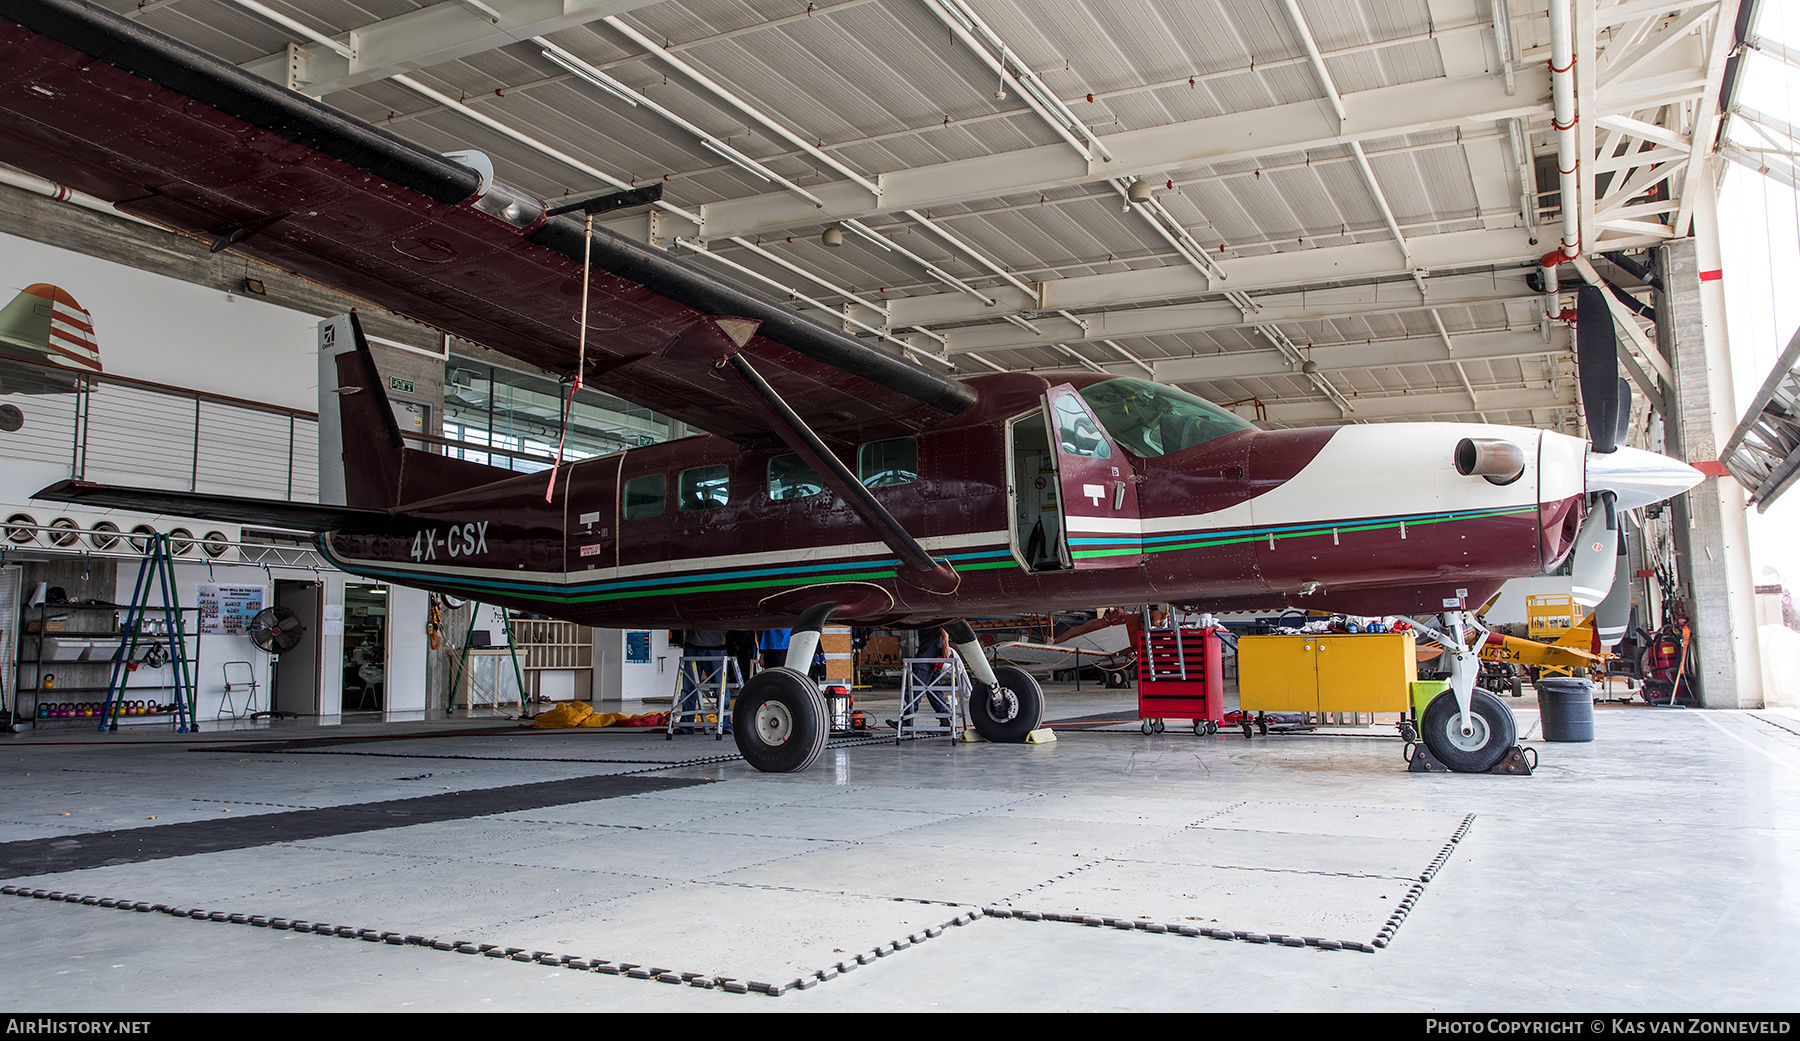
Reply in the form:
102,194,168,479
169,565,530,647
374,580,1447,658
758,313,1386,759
1,683,1796,1013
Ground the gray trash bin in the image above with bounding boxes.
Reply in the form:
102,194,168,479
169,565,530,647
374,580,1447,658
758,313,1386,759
1535,677,1595,742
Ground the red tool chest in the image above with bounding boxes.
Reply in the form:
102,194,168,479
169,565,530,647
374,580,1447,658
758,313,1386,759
1136,627,1224,732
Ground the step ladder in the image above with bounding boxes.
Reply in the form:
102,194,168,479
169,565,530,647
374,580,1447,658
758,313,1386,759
102,534,199,733
667,654,743,739
898,656,966,740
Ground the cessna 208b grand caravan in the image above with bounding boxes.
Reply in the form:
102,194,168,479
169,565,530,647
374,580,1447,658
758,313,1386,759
1,0,1701,773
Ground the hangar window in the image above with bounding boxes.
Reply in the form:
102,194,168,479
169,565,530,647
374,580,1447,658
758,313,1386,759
679,465,730,511
768,454,824,501
622,475,665,520
858,438,917,488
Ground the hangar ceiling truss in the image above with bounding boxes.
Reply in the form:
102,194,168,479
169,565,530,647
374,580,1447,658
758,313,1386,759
68,0,1743,431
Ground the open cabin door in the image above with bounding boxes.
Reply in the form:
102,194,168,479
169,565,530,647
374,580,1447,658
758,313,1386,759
1045,383,1142,569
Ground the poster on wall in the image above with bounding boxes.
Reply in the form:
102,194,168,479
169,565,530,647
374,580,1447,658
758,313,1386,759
196,584,266,636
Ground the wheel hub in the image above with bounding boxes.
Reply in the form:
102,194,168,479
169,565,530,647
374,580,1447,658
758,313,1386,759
754,700,792,745
1443,711,1490,751
986,687,1019,723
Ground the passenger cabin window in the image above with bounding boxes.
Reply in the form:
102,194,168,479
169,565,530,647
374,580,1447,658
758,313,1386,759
679,465,730,511
1052,393,1111,458
858,438,917,488
1078,378,1255,457
622,474,665,520
768,454,824,501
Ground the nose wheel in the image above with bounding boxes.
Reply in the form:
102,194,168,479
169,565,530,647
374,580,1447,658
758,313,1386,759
1419,689,1517,772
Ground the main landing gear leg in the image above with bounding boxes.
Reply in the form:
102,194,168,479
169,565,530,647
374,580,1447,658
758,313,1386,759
947,620,1044,743
731,604,834,773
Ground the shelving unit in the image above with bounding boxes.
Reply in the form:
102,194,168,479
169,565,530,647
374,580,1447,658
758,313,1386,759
13,601,199,729
511,618,592,700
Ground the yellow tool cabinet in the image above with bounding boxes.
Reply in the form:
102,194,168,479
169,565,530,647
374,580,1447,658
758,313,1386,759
1237,633,1418,713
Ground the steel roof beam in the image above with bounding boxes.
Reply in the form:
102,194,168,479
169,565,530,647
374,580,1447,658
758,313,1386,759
693,68,1551,242
1252,386,1576,425
1153,328,1568,384
945,278,1541,354
239,0,663,96
882,226,1550,328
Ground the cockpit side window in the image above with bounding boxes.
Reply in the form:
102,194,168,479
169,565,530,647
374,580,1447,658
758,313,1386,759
1077,378,1255,457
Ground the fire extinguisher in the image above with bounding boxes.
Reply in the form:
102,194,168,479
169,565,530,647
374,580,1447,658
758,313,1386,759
1640,629,1683,682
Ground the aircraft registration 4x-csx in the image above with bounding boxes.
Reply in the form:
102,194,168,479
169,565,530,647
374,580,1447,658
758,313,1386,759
0,0,1702,773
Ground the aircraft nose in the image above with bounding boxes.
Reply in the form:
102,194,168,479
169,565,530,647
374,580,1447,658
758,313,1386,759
1586,445,1704,511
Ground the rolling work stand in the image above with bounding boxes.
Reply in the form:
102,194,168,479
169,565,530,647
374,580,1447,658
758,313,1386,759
1135,611,1225,736
897,655,967,740
667,654,742,739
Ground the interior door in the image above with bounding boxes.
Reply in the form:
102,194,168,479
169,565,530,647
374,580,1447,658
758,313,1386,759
1045,383,1141,569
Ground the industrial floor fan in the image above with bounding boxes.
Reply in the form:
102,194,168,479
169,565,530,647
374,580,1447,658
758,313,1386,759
247,605,305,719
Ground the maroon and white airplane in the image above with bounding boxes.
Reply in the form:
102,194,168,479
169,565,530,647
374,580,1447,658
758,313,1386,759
2,0,1700,773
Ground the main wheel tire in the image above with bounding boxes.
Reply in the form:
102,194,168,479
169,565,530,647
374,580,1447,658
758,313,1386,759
731,668,829,773
970,665,1043,743
1420,689,1518,773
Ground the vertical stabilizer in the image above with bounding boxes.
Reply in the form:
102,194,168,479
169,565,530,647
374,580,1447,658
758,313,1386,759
0,284,100,395
317,312,404,510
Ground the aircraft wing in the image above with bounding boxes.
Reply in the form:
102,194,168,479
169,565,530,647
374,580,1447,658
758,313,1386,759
0,0,974,444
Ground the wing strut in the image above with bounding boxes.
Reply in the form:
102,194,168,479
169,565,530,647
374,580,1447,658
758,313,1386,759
690,320,959,595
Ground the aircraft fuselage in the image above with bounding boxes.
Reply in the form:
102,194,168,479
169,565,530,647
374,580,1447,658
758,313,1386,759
320,371,1588,628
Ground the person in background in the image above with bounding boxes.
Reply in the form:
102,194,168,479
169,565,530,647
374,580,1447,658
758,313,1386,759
726,630,757,681
760,628,792,670
910,625,953,723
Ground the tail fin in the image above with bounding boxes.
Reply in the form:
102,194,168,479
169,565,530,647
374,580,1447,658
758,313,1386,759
0,284,100,394
1555,613,1599,654
317,312,405,510
317,312,529,511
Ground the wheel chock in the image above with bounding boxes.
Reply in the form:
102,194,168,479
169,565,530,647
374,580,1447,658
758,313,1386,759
1406,742,1448,772
1488,745,1536,774
956,728,1055,744
1405,743,1535,775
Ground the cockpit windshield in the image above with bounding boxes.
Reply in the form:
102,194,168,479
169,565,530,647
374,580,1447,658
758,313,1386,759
1077,378,1255,458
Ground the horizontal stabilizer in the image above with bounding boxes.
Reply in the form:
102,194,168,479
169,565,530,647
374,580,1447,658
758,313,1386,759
34,480,403,533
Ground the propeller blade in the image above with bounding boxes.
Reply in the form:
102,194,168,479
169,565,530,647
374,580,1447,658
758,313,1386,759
1614,376,1632,449
1576,285,1621,454
1593,516,1632,647
1570,491,1619,608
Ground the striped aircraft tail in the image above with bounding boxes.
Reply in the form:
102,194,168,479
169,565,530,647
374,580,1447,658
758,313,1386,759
0,283,101,394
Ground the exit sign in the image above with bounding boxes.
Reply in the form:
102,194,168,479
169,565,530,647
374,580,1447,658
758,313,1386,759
389,376,415,394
